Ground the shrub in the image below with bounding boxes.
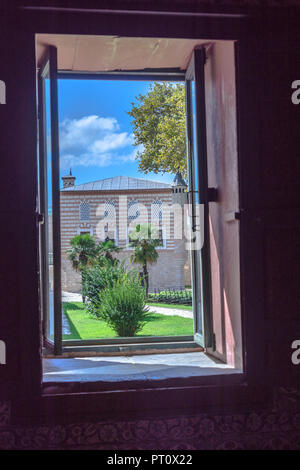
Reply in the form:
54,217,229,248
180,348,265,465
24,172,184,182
147,289,192,305
82,259,126,318
99,275,150,337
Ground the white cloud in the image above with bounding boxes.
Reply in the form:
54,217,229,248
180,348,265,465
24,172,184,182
90,132,133,153
59,115,134,169
60,115,118,152
60,152,112,169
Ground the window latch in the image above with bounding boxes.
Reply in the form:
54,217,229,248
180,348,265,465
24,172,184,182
36,212,44,224
187,188,218,202
208,187,218,202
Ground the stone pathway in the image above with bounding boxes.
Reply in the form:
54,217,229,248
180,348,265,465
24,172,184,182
62,291,83,302
146,304,193,319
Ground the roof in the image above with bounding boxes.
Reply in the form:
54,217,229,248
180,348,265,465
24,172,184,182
61,175,172,192
172,171,187,187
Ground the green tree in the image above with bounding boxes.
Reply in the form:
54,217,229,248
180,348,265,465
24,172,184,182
67,233,99,302
100,274,149,337
82,258,127,318
129,224,160,296
128,82,186,177
97,239,122,265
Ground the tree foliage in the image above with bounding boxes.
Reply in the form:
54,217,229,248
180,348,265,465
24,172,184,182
97,239,122,265
67,234,122,301
99,274,149,337
67,234,121,271
128,82,186,176
67,234,98,272
82,258,127,318
129,224,160,296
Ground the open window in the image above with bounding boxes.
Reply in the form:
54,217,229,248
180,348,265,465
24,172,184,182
36,35,242,379
38,46,62,355
185,47,214,349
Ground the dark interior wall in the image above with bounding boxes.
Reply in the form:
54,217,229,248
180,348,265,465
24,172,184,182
0,2,299,449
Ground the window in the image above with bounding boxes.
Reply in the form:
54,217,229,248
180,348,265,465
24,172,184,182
7,7,274,426
151,199,163,221
37,36,242,379
77,228,93,235
128,200,140,221
104,200,116,219
103,226,118,245
102,200,118,244
151,200,166,248
157,227,165,248
79,201,90,222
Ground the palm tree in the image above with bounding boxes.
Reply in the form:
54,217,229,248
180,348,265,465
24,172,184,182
98,239,122,265
129,224,160,296
67,233,99,301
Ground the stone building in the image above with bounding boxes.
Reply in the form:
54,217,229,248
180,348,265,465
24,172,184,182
60,171,190,293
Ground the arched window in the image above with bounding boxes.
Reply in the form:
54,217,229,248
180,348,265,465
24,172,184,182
151,199,163,221
79,201,90,221
104,200,116,220
128,200,140,221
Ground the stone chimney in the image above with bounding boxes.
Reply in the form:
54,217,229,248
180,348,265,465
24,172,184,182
62,169,76,188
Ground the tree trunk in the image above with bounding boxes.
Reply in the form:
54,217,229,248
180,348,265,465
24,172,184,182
81,272,86,303
143,264,149,297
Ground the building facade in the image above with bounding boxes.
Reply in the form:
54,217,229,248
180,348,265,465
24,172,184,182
60,172,191,293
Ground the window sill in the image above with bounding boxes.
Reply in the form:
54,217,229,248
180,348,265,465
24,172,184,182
13,356,272,426
12,350,271,425
43,351,239,384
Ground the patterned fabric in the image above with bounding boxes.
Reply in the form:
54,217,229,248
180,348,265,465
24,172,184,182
0,388,299,449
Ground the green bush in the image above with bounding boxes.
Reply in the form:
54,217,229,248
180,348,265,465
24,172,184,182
147,289,192,305
99,275,150,337
82,259,126,318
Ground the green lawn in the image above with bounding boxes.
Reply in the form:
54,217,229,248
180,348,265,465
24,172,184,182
63,302,193,340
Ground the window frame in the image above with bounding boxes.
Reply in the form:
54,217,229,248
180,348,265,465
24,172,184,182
38,47,241,364
12,7,270,422
77,228,94,235
38,46,63,356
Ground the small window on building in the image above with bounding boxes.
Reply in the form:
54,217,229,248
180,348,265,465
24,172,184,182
79,201,90,221
128,200,140,221
153,227,166,249
104,230,117,245
103,201,117,245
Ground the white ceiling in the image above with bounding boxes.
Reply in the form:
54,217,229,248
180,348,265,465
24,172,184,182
36,34,212,72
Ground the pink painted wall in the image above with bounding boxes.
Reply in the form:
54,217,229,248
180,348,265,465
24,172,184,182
205,41,242,368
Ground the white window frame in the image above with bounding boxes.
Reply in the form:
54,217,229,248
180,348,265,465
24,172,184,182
77,227,94,235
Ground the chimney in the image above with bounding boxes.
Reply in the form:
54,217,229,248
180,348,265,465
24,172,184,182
62,169,76,188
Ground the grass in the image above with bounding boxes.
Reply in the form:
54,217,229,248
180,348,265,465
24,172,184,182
63,302,193,340
146,301,192,311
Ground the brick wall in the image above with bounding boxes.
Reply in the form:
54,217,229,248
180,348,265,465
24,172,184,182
60,189,189,293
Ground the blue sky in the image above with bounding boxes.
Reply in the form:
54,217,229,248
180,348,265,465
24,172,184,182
55,79,175,187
